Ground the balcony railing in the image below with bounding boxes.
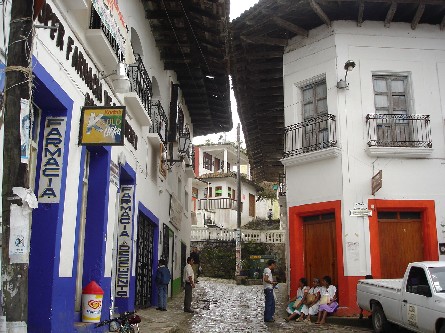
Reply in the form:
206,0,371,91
128,54,152,115
198,198,241,211
150,101,168,144
191,228,285,244
366,114,432,148
89,7,124,62
284,113,337,157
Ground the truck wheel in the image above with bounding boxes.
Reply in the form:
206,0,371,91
439,324,445,333
372,304,390,333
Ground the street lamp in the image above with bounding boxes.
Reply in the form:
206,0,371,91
162,131,192,168
337,60,356,89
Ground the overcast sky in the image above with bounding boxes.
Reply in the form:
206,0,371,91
192,0,259,147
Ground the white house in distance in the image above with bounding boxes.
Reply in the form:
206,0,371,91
230,0,445,316
192,144,274,229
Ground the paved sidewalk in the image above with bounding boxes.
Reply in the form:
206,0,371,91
136,288,190,333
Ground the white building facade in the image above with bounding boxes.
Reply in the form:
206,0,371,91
282,20,445,314
192,144,262,229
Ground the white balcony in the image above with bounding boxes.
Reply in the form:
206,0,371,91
191,227,285,244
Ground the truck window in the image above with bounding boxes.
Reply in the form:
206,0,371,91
429,267,445,293
406,266,430,295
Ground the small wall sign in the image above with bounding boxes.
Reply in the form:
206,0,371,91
79,106,125,146
350,202,372,217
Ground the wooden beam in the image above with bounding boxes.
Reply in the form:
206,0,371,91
320,0,443,4
271,16,308,37
240,35,288,47
384,2,397,28
357,0,365,27
309,0,331,27
411,4,425,30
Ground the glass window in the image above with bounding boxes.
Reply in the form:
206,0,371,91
302,80,327,120
203,152,212,171
215,186,222,197
373,75,408,115
406,266,430,296
429,266,445,293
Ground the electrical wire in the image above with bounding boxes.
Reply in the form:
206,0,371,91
160,0,199,93
178,0,226,100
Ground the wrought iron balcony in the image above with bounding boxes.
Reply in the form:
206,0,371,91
284,114,337,157
198,198,241,211
127,54,152,116
366,114,432,148
89,7,124,63
150,101,168,144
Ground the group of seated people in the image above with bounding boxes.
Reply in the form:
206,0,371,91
285,275,338,325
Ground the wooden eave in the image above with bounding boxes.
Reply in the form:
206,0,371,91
142,0,232,136
230,0,445,182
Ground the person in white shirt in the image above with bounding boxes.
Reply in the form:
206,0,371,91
300,278,322,322
316,275,338,324
263,259,278,322
183,257,195,313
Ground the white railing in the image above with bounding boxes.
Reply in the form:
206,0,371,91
191,227,285,244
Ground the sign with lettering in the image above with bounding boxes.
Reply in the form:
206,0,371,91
110,160,120,188
407,304,418,328
350,202,372,217
79,106,125,145
169,194,183,230
38,117,67,203
159,143,167,178
91,0,127,56
115,185,134,298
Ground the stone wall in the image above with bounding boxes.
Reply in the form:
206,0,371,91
191,240,286,281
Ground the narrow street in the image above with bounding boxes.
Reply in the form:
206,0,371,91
139,278,378,333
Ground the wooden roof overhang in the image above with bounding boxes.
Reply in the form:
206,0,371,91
142,0,232,136
230,0,445,182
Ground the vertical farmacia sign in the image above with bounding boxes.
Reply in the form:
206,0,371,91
115,185,134,298
38,117,67,203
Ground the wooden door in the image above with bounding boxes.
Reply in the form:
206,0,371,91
303,214,337,285
378,211,423,278
249,194,255,217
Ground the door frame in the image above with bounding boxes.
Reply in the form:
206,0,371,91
288,201,344,302
368,199,438,278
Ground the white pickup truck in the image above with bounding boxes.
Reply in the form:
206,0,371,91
357,262,445,333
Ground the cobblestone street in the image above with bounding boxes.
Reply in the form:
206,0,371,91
138,278,380,333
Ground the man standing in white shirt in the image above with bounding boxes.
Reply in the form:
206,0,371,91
183,256,195,313
263,259,278,322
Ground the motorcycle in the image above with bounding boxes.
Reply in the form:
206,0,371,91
95,311,141,333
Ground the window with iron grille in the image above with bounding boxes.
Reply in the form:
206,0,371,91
302,80,327,120
372,75,410,143
302,80,328,148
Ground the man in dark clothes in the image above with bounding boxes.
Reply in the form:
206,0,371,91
155,258,171,311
